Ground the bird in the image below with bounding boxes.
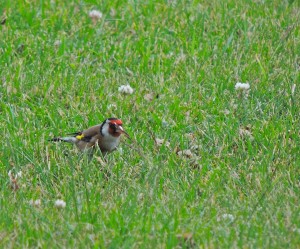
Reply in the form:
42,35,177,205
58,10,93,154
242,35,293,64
49,118,129,156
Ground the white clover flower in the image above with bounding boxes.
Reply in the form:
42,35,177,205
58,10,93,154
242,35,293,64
235,82,250,98
190,145,200,151
177,149,193,158
54,40,62,47
29,199,41,207
155,138,170,147
144,93,154,102
8,170,12,179
162,120,169,127
89,10,103,20
8,170,22,179
239,126,254,140
55,199,66,208
223,109,230,115
107,103,117,109
16,171,22,179
118,84,134,94
85,223,94,231
293,228,300,234
8,170,19,190
217,213,235,222
235,82,250,91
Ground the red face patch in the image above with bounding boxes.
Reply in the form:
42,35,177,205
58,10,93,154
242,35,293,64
111,119,123,126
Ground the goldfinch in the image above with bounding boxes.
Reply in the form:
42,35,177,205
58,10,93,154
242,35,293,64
49,118,129,155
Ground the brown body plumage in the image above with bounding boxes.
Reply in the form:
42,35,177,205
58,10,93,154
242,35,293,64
49,118,129,156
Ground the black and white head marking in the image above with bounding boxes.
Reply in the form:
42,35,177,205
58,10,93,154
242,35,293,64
100,118,121,136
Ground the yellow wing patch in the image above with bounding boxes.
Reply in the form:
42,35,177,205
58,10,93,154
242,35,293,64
76,134,85,140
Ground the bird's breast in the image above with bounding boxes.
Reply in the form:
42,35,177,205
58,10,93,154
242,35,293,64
98,136,121,152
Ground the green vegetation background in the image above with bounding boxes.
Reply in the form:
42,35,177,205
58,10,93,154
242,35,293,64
0,0,299,248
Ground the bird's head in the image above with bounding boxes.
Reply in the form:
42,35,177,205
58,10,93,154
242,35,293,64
101,118,130,138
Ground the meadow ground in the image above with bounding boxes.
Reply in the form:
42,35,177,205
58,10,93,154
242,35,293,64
1,0,300,248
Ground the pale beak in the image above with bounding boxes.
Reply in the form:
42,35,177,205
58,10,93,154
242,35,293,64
116,125,130,139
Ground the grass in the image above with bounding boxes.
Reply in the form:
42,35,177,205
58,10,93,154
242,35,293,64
1,0,300,248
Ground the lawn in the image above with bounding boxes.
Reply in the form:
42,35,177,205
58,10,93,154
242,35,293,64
1,0,299,248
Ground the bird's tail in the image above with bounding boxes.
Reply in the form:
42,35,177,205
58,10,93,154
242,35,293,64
48,137,77,143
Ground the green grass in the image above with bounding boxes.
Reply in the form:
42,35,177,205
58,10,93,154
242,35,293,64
1,0,300,248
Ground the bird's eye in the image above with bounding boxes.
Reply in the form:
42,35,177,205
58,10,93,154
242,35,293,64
110,123,117,129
